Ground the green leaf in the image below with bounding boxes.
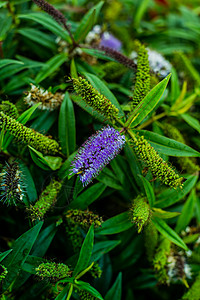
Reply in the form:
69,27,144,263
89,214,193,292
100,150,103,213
175,189,196,233
181,113,200,133
55,285,70,300
71,94,106,123
58,152,77,179
58,92,76,156
18,103,42,124
91,240,121,262
137,130,200,157
123,144,142,192
35,53,67,83
134,0,149,29
29,146,62,171
96,168,123,190
152,217,188,250
0,250,13,263
68,183,106,210
139,175,155,207
21,255,44,274
95,212,133,235
2,222,43,291
170,67,180,103
125,74,171,128
70,58,78,79
73,225,94,277
155,175,198,208
74,1,104,43
13,224,57,289
75,280,104,300
19,160,37,204
18,13,70,42
18,28,56,50
0,59,24,69
153,208,180,219
105,273,122,300
83,72,124,117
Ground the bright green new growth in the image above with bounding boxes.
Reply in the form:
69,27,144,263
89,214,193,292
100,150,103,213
153,238,171,284
132,134,184,189
0,112,60,155
0,264,8,282
65,209,103,229
130,196,151,233
164,123,199,173
131,43,150,109
182,272,200,300
144,221,158,262
0,101,19,119
29,180,62,221
35,262,71,281
73,77,119,122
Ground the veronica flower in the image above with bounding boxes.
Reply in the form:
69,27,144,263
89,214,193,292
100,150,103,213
70,126,126,186
100,32,122,51
130,48,171,78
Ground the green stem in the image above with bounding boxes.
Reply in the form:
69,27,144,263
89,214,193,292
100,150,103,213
66,284,73,300
75,262,94,280
136,112,166,130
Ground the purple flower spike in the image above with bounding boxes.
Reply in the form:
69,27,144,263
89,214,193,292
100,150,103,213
100,32,122,51
71,126,126,186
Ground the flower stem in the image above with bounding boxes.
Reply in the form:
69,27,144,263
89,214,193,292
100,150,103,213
66,284,73,300
136,112,166,130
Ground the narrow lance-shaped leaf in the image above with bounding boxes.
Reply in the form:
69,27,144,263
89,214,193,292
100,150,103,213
125,74,171,128
58,92,76,156
152,217,188,250
139,175,155,207
75,281,104,300
105,273,122,300
2,222,43,291
155,175,198,208
175,189,196,233
137,130,200,157
35,53,67,83
73,225,94,277
95,212,133,235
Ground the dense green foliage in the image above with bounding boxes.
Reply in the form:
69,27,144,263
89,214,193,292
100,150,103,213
0,0,200,299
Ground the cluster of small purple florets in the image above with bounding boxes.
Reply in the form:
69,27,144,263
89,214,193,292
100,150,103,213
71,126,126,186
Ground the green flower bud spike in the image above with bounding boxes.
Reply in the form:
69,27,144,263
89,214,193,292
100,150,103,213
65,209,103,229
28,180,62,221
77,290,98,300
0,101,19,119
72,77,119,122
132,134,184,189
153,237,171,284
35,262,71,281
164,123,199,174
130,196,151,233
0,112,60,155
0,265,8,282
131,43,150,109
144,221,158,262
